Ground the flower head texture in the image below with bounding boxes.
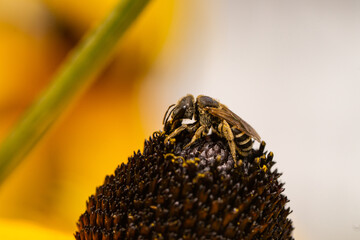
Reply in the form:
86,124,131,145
75,128,293,239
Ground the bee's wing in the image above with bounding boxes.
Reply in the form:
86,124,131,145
206,105,261,142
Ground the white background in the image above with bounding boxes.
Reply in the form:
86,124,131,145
140,1,360,239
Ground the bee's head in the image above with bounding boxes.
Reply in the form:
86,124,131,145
172,94,195,120
196,95,220,109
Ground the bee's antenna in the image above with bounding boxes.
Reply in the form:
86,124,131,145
163,104,176,125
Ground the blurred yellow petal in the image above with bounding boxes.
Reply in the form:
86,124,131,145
0,218,71,240
43,0,118,33
0,0,174,234
0,13,69,110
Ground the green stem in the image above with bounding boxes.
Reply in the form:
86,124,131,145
0,0,151,185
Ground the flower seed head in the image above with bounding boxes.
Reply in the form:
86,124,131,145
75,130,293,239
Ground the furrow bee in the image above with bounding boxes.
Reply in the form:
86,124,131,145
163,95,261,166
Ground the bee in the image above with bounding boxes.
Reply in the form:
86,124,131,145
164,95,261,166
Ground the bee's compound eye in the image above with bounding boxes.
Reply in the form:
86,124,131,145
180,95,195,108
198,95,219,108
172,95,195,120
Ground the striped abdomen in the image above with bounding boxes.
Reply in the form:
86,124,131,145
232,127,253,157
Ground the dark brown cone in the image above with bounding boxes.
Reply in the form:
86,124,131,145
75,130,294,240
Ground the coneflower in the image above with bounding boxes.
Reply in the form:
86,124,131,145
75,129,293,239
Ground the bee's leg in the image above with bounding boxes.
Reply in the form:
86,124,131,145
169,119,182,132
164,118,182,133
219,120,238,166
186,122,200,133
164,124,188,143
183,125,206,149
211,127,222,137
164,122,199,143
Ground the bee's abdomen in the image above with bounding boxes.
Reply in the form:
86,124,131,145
232,127,253,156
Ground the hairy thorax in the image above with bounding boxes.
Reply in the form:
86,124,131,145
198,110,215,130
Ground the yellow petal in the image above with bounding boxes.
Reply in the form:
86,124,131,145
0,218,72,240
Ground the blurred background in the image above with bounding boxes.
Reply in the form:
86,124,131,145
0,0,360,239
